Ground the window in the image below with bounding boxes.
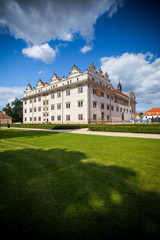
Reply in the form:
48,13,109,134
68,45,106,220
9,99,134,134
57,115,61,121
34,107,36,112
38,117,41,121
30,117,32,121
93,89,96,94
101,103,104,109
30,108,32,113
111,106,114,111
92,77,95,81
66,90,70,96
116,106,119,112
66,102,70,108
43,112,48,117
101,92,104,97
111,96,113,100
34,98,36,103
51,93,54,99
93,114,97,120
51,116,54,121
38,97,41,102
57,103,61,110
34,117,36,121
93,101,97,108
57,92,61,98
30,99,32,103
78,114,83,120
24,117,27,122
51,104,55,110
38,107,41,112
107,94,109,99
107,115,110,121
77,78,79,81
25,101,27,104
120,108,122,112
101,112,104,121
24,109,27,113
66,115,70,121
78,101,83,107
107,105,110,110
78,87,83,93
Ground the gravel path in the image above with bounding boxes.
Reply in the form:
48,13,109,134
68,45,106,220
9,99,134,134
1,127,160,139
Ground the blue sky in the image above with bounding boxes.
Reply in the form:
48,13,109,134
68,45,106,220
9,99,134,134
0,0,160,112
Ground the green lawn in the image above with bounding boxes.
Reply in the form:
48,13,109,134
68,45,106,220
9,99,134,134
0,129,160,239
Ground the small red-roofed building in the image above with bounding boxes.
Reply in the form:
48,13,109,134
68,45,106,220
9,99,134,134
136,112,140,120
0,112,12,124
143,108,160,121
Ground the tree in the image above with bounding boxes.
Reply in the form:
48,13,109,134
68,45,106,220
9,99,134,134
2,98,23,123
139,112,144,119
2,103,12,117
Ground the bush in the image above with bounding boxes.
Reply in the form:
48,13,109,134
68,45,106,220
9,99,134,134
1,123,89,130
88,124,160,134
52,124,89,129
52,124,81,129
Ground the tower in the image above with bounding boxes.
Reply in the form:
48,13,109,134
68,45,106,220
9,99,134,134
117,81,122,92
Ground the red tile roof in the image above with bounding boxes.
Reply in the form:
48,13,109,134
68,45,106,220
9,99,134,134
144,108,160,116
114,88,129,98
136,112,140,116
42,82,47,86
0,113,12,119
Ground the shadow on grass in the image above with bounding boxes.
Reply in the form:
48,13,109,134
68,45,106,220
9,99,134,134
0,148,160,240
0,129,58,139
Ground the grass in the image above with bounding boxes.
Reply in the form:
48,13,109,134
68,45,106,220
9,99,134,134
0,129,160,239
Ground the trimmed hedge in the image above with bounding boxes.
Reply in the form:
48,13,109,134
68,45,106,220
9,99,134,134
0,123,89,130
88,124,160,134
52,124,81,129
1,124,54,129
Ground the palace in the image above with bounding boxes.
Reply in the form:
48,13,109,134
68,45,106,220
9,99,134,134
22,63,136,124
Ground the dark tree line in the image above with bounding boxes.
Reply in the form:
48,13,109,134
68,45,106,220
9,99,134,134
2,98,23,123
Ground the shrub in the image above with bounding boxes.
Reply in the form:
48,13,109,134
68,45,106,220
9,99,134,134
88,124,160,134
1,123,89,130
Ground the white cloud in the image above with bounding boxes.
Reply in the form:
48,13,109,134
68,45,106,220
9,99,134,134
0,86,25,111
0,0,126,45
80,45,92,54
100,52,160,112
22,43,56,64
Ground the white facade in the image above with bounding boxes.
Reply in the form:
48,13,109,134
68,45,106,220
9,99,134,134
22,64,136,124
